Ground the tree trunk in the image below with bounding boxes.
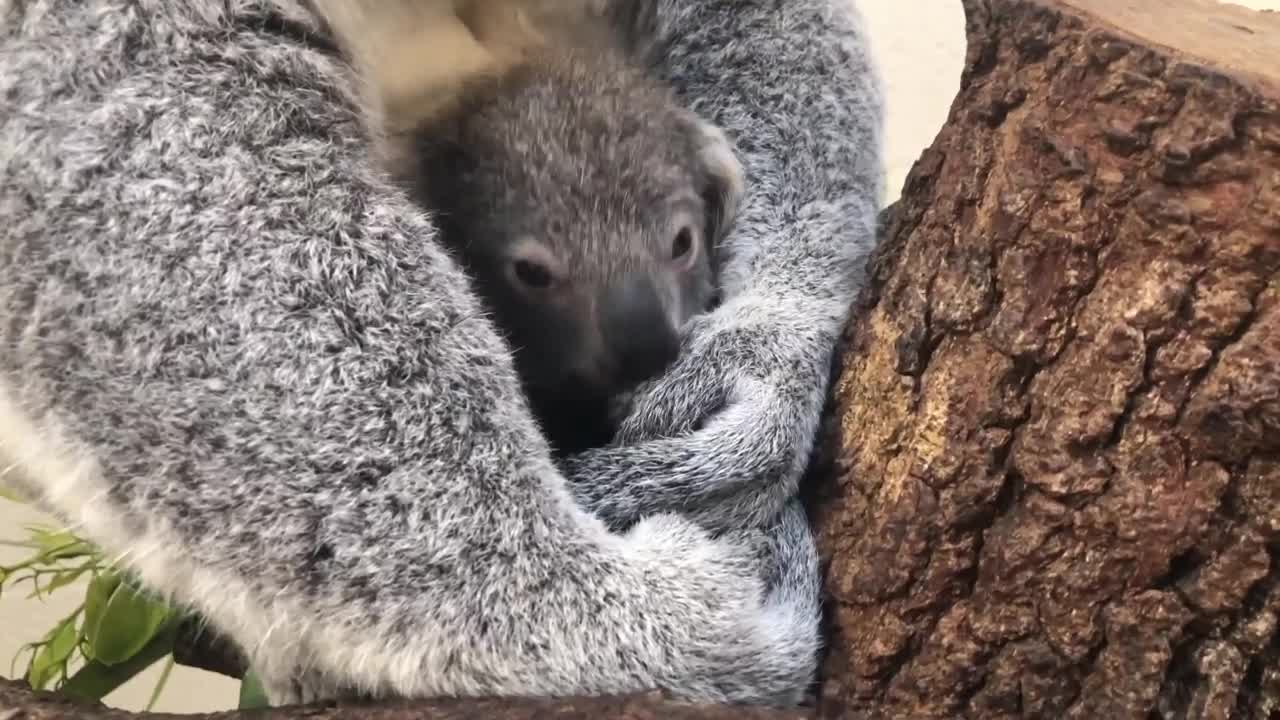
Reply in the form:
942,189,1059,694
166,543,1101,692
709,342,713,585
4,0,1278,718
809,0,1280,718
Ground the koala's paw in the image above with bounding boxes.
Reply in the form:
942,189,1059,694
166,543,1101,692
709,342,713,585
620,512,821,705
612,296,833,446
257,663,363,708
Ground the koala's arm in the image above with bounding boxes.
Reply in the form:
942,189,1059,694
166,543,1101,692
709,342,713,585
565,0,886,532
0,0,818,706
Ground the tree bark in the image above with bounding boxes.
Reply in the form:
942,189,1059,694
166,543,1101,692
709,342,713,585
5,0,1279,718
0,679,807,720
809,0,1280,718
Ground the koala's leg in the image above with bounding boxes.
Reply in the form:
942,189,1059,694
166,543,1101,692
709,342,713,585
0,0,819,706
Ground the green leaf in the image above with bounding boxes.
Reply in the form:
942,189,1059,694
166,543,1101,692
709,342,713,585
11,642,36,678
43,567,91,596
25,567,91,600
0,483,29,503
60,627,177,703
85,580,171,666
238,668,271,710
27,528,94,563
26,616,79,690
146,654,176,711
82,571,121,652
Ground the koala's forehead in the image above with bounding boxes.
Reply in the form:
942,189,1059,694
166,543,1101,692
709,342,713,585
456,55,704,235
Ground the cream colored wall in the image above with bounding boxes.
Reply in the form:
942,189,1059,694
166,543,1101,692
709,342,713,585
1,0,1274,712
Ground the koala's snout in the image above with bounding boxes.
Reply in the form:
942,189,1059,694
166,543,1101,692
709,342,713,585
599,273,681,388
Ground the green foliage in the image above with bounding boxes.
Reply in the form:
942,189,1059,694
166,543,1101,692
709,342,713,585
3,491,266,710
83,575,173,666
0,484,31,504
238,669,271,710
59,625,181,704
25,615,79,691
1,492,181,707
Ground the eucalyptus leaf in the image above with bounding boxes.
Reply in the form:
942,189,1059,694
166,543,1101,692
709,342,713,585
61,627,177,703
146,655,176,711
26,617,78,690
86,580,170,665
48,615,80,663
238,668,270,710
11,642,36,678
43,567,91,596
25,525,66,547
0,483,28,503
34,534,93,563
25,649,55,691
82,571,121,652
26,567,90,600
45,541,94,563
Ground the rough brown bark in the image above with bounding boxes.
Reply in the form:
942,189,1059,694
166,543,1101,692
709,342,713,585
5,0,1279,718
0,679,807,720
809,0,1280,718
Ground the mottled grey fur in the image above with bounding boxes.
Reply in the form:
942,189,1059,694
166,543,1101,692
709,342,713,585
402,21,739,456
0,0,884,708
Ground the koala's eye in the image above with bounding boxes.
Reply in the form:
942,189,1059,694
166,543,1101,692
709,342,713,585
513,259,555,290
506,240,564,294
671,227,694,261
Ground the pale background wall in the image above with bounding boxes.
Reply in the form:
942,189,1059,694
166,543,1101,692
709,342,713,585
2,0,1274,713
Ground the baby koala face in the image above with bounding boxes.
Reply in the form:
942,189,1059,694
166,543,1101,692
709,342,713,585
409,48,743,454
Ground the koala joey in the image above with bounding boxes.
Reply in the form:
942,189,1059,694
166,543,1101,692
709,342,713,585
311,0,744,454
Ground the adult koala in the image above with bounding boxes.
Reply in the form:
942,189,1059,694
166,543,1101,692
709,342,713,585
0,0,884,707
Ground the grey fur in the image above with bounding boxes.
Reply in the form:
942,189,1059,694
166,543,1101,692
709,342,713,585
564,0,886,534
400,22,741,455
0,0,883,707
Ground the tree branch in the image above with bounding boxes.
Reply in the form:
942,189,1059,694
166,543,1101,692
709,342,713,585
0,679,812,720
171,618,247,681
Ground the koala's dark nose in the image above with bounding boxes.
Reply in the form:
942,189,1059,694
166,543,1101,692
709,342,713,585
601,274,680,387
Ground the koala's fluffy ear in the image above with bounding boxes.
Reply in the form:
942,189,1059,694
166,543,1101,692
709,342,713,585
683,113,745,250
